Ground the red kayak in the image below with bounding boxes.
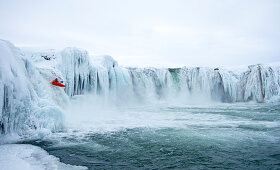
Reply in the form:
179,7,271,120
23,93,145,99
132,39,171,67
51,78,66,87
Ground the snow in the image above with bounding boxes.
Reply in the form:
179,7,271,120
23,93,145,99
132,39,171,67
0,144,87,170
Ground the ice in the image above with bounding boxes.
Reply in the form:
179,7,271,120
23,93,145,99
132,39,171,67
0,40,65,135
1,39,280,137
22,43,280,105
0,144,87,170
90,55,118,69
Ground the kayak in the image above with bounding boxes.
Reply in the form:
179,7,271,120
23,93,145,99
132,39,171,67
52,81,66,87
51,78,66,87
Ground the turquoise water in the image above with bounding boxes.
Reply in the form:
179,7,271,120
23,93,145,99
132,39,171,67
20,103,280,169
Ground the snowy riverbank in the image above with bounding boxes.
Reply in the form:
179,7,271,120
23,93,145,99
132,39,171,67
0,144,87,170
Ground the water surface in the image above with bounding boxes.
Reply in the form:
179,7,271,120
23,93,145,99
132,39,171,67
21,103,280,169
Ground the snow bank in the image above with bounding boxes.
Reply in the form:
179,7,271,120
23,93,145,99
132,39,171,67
0,144,87,170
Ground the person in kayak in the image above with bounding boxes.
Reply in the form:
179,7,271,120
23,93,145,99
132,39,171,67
51,78,66,87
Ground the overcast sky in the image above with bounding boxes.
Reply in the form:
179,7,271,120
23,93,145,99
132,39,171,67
0,0,279,67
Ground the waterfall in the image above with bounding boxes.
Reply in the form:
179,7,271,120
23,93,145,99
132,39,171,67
1,39,280,135
28,45,280,104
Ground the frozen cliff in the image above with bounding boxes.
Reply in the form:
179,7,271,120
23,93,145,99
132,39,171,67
27,47,279,103
1,39,280,135
0,40,66,135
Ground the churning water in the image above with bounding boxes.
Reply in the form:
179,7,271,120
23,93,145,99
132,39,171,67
20,101,280,169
